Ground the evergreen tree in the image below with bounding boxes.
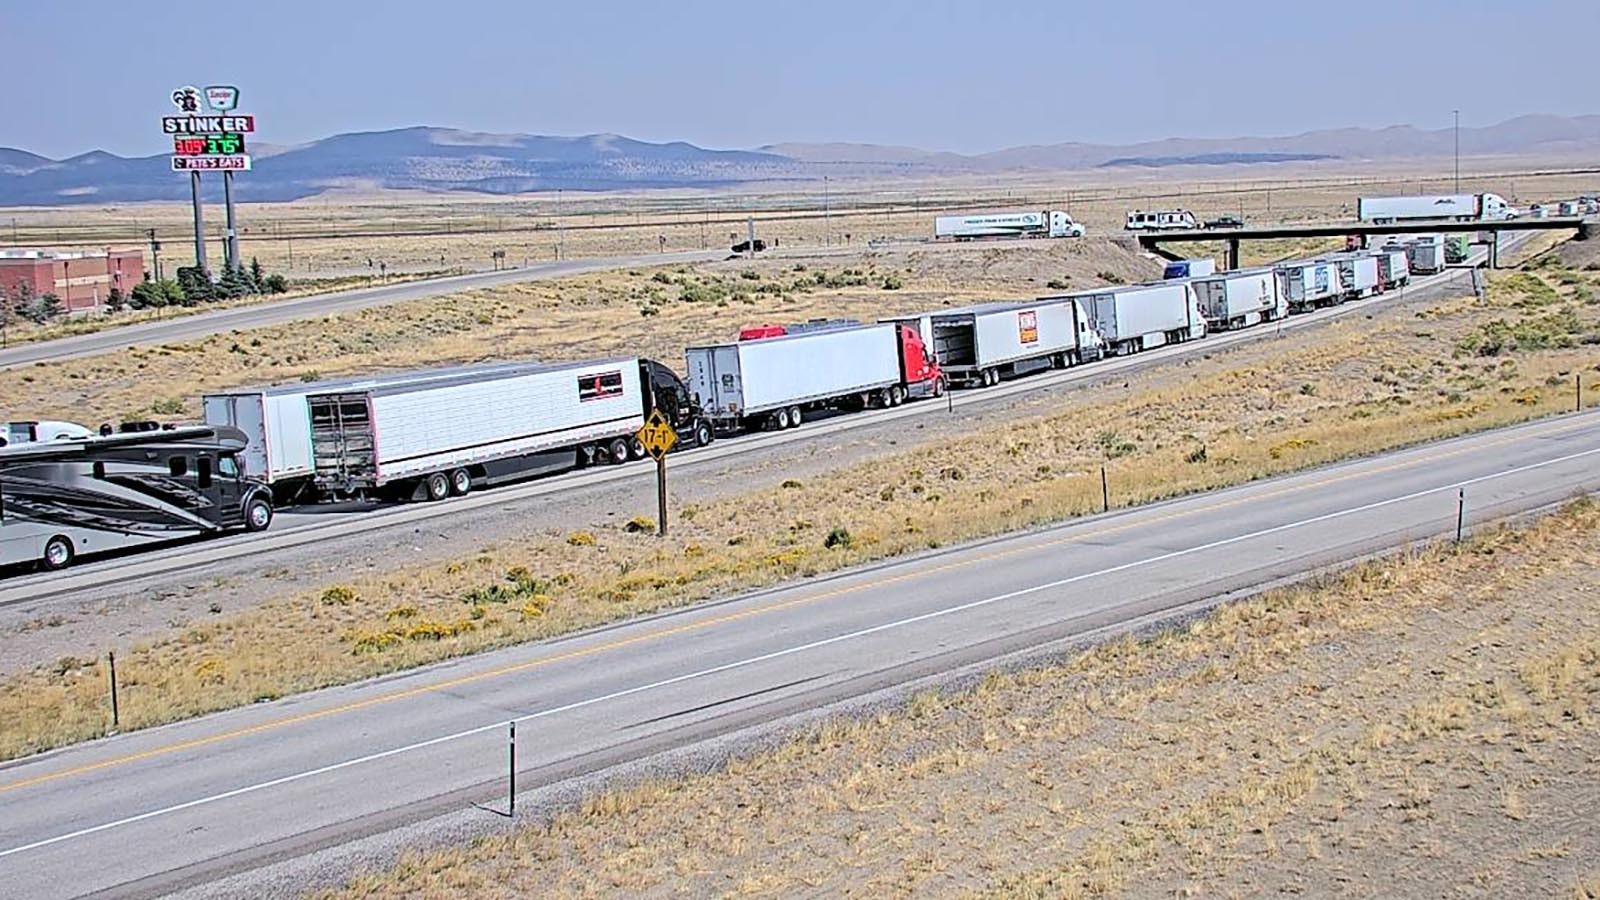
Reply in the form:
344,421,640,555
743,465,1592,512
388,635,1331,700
248,257,265,292
176,266,214,304
105,286,127,313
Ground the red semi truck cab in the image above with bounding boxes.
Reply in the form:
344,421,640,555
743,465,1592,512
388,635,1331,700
895,323,945,399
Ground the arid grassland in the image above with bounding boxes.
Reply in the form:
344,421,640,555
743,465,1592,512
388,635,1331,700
325,498,1600,899
0,238,1158,424
2,252,1595,762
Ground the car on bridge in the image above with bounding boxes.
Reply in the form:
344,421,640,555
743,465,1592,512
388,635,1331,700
1205,215,1245,230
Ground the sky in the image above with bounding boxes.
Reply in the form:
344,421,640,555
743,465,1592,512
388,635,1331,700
5,0,1596,158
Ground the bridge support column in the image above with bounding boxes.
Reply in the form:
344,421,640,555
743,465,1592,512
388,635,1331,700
1225,238,1240,271
1489,233,1499,269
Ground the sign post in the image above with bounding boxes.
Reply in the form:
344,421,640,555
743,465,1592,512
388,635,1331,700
634,409,678,537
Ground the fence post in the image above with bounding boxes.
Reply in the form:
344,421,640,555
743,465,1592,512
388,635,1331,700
107,651,119,731
1455,489,1465,545
1101,466,1110,513
1579,373,1583,412
508,720,516,818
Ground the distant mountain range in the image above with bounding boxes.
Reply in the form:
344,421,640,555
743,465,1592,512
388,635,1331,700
3,114,1598,206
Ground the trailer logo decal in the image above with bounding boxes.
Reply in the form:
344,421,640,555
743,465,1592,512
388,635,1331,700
578,371,625,402
1017,310,1039,344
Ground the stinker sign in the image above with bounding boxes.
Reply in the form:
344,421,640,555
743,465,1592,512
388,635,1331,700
165,85,254,171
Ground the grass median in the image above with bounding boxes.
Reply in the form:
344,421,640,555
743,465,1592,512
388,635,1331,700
1,257,1598,763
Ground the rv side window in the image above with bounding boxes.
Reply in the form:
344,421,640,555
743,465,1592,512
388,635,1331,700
218,455,238,478
169,456,188,477
92,461,106,480
198,457,213,489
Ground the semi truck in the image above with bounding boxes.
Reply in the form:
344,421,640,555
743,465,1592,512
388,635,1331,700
0,425,273,571
1070,283,1206,355
1190,268,1285,331
1357,193,1511,223
1276,260,1345,311
888,299,1102,389
1162,258,1216,280
204,357,709,502
1372,248,1412,290
686,322,943,432
933,210,1085,241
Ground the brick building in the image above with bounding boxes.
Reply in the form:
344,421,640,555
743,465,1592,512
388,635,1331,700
0,248,145,314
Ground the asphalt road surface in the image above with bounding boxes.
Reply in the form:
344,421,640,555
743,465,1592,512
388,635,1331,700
0,250,723,371
1,408,1596,899
0,245,1512,608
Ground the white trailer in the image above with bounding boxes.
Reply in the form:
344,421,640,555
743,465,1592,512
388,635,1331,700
933,210,1084,241
1191,268,1285,331
1125,209,1198,231
1162,258,1215,280
1324,252,1381,299
891,300,1099,388
1373,248,1411,289
1277,260,1345,311
686,324,911,431
1074,283,1205,355
1357,193,1511,223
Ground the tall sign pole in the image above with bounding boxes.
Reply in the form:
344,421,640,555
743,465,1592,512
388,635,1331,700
190,170,206,273
166,84,251,280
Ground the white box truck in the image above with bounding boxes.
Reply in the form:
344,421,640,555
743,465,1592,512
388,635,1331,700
889,299,1101,389
685,322,944,433
206,358,709,502
1276,260,1345,311
1191,268,1285,331
1357,193,1511,223
1073,283,1205,355
1323,252,1381,299
933,210,1084,241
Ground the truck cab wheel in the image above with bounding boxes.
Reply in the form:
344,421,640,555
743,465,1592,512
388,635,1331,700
425,471,452,501
244,496,274,532
932,377,945,397
889,386,905,406
449,468,473,496
607,437,631,464
694,421,713,447
41,535,75,571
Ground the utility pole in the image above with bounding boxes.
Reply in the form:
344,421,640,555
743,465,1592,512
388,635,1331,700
1453,109,1461,193
146,228,162,281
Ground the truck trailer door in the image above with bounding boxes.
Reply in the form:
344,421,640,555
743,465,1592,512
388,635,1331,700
307,393,376,490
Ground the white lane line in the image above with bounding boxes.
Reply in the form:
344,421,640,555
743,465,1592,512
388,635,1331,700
3,437,1595,861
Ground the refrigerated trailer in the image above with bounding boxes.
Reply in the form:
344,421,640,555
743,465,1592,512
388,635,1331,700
1072,283,1205,355
686,323,943,432
933,210,1084,241
1404,234,1446,274
1276,260,1345,311
1323,252,1381,300
1190,268,1286,331
207,358,709,502
1357,193,1511,223
0,425,273,571
1372,248,1411,290
889,300,1102,388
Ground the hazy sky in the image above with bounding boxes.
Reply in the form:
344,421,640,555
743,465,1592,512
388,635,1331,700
7,0,1595,158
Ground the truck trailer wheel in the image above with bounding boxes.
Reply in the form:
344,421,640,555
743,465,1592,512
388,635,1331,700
629,437,647,461
607,437,631,465
773,408,791,430
787,406,803,427
425,471,452,501
450,468,473,496
244,496,274,532
41,535,75,571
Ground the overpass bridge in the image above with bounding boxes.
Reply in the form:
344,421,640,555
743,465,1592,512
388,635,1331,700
1134,215,1597,268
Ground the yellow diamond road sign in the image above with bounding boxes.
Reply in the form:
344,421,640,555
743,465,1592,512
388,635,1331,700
636,410,677,460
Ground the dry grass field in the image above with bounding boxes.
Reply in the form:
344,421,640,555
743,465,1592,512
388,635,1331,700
324,497,1600,899
2,253,1595,761
0,238,1158,424
4,165,1593,278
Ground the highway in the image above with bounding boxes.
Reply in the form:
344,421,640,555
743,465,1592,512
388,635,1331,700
0,245,1515,608
0,249,723,371
1,408,1596,899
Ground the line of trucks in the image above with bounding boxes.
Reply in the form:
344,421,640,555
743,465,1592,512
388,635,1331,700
2,238,1430,572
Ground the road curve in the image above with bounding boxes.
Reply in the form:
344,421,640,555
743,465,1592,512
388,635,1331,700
0,248,1511,607
0,250,723,371
1,407,1596,899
